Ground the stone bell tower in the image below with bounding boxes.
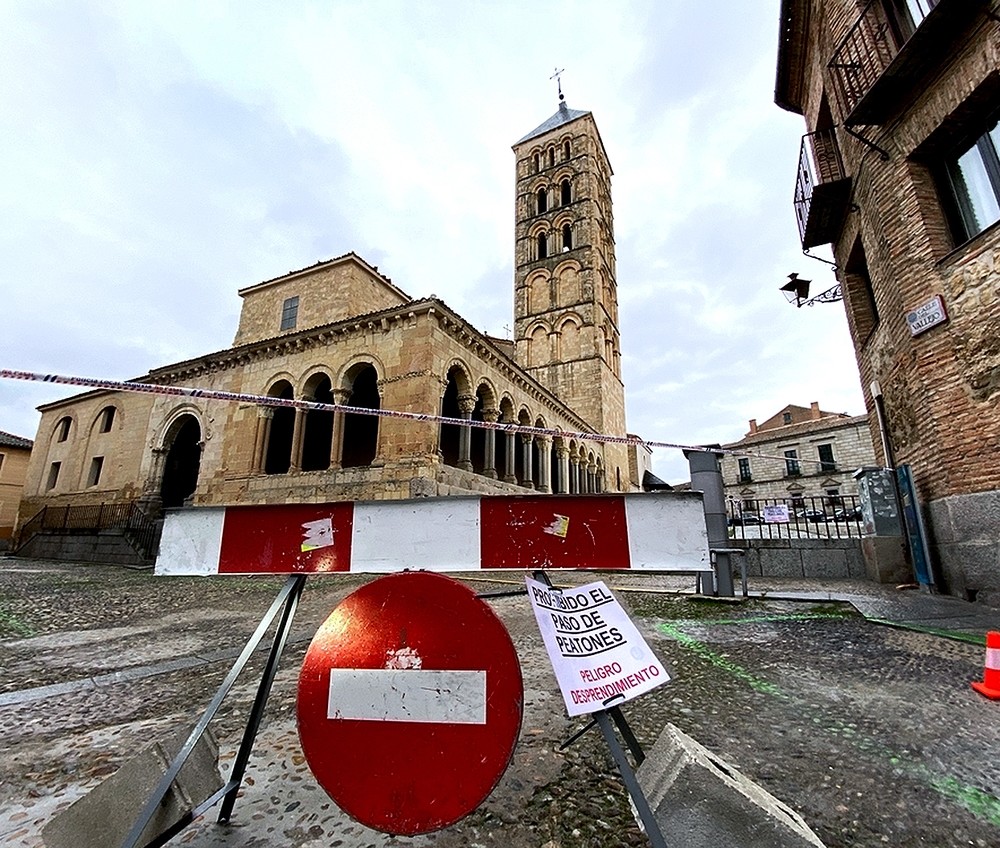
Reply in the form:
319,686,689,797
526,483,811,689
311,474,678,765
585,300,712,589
511,96,629,487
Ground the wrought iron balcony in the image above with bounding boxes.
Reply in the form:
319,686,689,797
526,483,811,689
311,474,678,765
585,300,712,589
828,0,987,126
794,129,852,249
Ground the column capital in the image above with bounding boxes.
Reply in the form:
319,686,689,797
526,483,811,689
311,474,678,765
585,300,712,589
457,395,477,416
482,407,500,423
258,407,275,420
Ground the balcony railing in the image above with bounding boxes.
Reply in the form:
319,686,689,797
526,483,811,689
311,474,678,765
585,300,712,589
828,0,986,125
794,129,852,249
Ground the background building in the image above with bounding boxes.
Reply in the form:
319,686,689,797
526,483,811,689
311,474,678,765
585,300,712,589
0,431,32,549
15,103,643,560
721,402,875,514
775,0,1000,601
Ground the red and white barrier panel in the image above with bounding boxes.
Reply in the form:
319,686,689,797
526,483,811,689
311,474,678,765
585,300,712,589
156,493,710,576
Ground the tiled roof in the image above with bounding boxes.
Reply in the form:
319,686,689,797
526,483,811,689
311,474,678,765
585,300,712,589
516,101,590,145
724,414,868,448
0,430,33,449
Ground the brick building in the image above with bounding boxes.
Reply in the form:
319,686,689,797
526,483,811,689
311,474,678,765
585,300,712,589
0,431,32,548
775,1,1000,600
16,101,642,557
720,402,875,514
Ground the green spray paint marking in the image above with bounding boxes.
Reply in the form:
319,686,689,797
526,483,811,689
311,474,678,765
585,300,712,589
658,615,1000,827
0,609,34,637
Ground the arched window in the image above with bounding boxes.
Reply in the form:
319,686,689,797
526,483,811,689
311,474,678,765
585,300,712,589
264,381,295,474
341,365,380,468
301,373,334,472
563,140,571,160
537,232,548,259
160,415,202,508
548,147,555,168
533,152,540,173
562,224,572,251
561,179,571,206
97,406,116,433
536,187,547,214
55,417,71,442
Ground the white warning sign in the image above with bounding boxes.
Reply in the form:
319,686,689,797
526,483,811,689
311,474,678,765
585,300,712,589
526,577,669,716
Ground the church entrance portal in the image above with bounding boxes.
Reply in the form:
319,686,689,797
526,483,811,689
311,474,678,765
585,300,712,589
160,415,202,508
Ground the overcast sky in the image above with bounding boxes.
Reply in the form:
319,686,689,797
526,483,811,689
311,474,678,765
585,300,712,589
0,0,863,484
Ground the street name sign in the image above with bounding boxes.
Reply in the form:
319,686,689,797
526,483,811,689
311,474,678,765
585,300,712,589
525,577,669,717
297,571,523,835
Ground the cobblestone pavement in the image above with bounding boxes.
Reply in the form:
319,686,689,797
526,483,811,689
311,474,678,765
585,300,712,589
1,557,999,848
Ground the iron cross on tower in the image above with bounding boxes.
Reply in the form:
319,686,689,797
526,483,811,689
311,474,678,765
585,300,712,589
550,67,565,101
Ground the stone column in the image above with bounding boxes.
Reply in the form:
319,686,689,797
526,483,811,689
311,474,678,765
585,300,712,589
570,454,580,493
537,437,552,494
556,444,570,494
289,401,309,473
521,434,535,489
251,408,272,473
482,408,499,479
503,428,518,483
329,389,350,470
587,462,597,493
457,395,476,472
138,446,168,515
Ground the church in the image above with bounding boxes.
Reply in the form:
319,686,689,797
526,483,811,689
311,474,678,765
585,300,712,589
16,99,646,556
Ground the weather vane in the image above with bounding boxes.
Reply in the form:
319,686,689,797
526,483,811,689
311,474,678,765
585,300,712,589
550,67,565,101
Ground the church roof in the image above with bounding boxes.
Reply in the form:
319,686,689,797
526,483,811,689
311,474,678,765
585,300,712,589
515,100,590,145
0,430,32,449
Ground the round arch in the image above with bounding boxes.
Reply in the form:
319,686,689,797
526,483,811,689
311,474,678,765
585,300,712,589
159,412,203,508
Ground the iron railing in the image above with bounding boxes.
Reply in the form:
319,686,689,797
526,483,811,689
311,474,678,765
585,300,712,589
794,128,849,248
727,494,864,540
16,501,161,561
828,0,901,119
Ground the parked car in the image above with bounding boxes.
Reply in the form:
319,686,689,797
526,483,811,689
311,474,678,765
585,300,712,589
794,509,827,523
729,512,763,526
834,506,863,522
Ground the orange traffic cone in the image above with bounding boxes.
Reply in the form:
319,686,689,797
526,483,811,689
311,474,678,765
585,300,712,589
972,631,1000,700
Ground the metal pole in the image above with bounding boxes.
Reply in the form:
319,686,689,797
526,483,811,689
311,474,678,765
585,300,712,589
594,710,668,848
684,446,733,596
121,575,304,848
218,574,306,823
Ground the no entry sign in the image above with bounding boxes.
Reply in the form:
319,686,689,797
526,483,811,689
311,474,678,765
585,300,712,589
297,571,523,835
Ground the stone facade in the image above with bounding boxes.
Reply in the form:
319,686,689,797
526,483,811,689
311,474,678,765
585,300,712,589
0,431,32,546
720,403,876,511
16,104,640,543
776,0,1000,601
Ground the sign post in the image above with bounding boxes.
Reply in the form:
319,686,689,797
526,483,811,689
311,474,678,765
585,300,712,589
297,571,523,835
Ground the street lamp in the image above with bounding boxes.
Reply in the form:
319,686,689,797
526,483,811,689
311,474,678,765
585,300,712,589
779,273,843,308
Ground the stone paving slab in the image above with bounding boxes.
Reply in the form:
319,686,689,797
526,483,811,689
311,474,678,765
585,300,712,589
1,558,999,848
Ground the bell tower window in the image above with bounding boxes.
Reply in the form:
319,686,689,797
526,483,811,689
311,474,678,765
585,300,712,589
537,232,548,259
561,179,571,206
536,187,547,214
562,224,573,251
563,140,571,160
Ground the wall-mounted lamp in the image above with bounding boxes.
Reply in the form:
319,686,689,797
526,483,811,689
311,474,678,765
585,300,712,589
780,273,843,308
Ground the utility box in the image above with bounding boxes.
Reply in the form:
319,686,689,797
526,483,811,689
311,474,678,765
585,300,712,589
853,467,908,584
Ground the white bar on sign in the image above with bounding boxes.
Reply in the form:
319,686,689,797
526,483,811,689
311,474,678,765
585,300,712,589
350,499,482,571
327,668,487,723
624,494,710,571
155,508,226,575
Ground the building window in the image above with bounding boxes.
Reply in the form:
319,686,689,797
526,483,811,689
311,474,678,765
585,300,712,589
533,152,540,173
783,412,793,425
87,456,104,487
46,462,60,491
941,118,1000,242
561,179,571,206
0,453,4,474
784,449,801,476
56,417,71,442
562,224,573,251
844,236,879,343
826,488,843,507
563,140,571,160
280,296,299,331
537,232,548,259
548,148,555,168
537,187,548,215
738,457,752,482
818,443,836,472
99,406,115,433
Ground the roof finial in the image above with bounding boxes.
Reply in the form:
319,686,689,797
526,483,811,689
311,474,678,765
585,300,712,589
550,67,565,102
